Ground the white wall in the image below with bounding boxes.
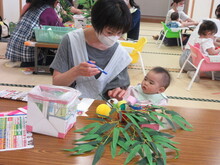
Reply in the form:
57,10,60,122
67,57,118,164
2,0,19,22
188,0,220,21
136,0,171,17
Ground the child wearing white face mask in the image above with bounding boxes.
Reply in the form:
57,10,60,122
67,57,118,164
50,0,132,100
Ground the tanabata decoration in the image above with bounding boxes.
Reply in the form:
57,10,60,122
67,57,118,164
65,99,193,165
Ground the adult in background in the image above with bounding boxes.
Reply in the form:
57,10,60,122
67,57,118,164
5,0,63,68
124,0,141,40
153,0,198,44
164,0,198,46
50,0,132,100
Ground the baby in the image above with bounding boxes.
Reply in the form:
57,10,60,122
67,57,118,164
123,67,171,106
166,12,182,28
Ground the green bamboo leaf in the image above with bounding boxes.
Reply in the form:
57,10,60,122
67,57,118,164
65,144,95,153
158,132,174,138
138,149,144,158
172,118,193,131
71,144,96,155
74,122,101,132
164,110,180,116
88,124,102,134
149,113,164,126
119,127,131,142
75,134,100,141
111,142,116,158
151,111,171,120
135,157,148,165
127,141,141,151
124,144,141,165
118,140,131,155
124,122,132,130
160,141,180,151
113,127,120,148
64,146,81,152
125,113,140,129
142,144,153,165
134,126,144,140
111,127,120,158
104,136,112,145
92,144,105,165
142,113,153,121
150,142,159,155
117,140,129,152
130,113,146,122
95,123,117,134
172,115,193,127
142,131,153,142
156,158,165,165
152,135,179,144
164,118,176,131
155,144,166,165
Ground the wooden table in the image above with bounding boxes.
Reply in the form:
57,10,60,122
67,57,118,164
1,99,220,165
25,41,59,74
33,42,59,74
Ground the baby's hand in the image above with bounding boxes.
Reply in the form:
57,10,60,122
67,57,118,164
108,88,126,101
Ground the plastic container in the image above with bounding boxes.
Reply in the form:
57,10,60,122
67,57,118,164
34,25,75,43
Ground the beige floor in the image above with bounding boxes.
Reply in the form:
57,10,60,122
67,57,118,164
0,22,219,110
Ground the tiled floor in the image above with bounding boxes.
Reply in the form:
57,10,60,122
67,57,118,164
0,22,219,110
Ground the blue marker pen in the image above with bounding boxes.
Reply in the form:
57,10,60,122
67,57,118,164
87,61,107,75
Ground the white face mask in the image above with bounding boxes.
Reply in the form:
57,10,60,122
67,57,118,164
177,5,184,12
97,34,120,47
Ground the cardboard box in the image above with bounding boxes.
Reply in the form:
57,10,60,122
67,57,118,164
27,85,81,138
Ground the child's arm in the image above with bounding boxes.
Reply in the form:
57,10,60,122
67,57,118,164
214,37,220,48
206,47,220,55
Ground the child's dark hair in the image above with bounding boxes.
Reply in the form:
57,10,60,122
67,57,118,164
171,12,179,21
151,67,171,89
171,0,185,7
198,20,218,36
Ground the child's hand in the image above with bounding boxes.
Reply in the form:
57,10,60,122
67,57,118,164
108,88,126,101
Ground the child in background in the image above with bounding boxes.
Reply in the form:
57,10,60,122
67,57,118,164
166,12,182,28
187,20,220,82
123,67,171,106
196,20,220,56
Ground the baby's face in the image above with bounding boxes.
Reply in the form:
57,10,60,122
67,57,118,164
141,71,164,94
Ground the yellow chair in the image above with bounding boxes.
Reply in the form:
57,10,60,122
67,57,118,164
120,37,147,75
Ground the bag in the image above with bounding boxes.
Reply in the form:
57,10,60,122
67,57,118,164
0,16,10,38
